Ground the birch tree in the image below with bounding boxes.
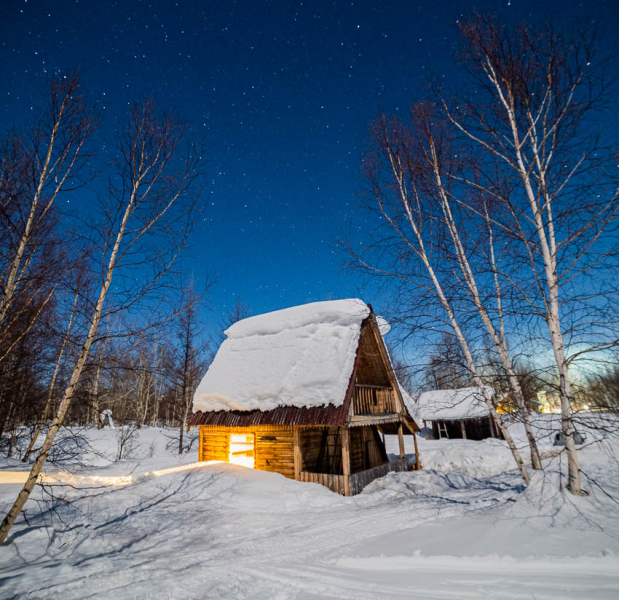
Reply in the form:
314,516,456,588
411,107,542,469
352,116,531,485
435,17,619,494
0,75,95,342
0,99,201,544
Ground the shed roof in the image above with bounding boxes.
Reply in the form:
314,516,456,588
408,387,492,421
192,299,370,416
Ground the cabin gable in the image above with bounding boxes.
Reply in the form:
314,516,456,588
349,316,405,421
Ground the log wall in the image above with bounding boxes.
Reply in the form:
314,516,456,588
199,425,295,478
254,427,295,478
200,425,412,496
200,427,229,462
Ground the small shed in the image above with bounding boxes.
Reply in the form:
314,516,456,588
410,387,502,441
189,299,421,495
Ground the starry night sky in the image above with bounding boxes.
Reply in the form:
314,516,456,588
1,0,617,323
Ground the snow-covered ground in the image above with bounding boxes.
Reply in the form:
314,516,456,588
1,416,618,599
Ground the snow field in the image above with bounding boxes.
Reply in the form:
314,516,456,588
0,416,617,599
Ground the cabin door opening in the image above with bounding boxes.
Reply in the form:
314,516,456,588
229,433,255,468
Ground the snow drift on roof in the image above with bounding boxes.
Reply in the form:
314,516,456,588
409,387,492,421
193,299,370,413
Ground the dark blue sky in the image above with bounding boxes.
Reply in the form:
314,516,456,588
1,0,616,323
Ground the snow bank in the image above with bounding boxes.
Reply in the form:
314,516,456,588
193,299,370,413
412,386,492,420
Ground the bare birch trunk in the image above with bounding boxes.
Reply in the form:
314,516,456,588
383,146,530,485
0,186,133,543
425,138,542,470
23,291,79,462
494,81,581,492
0,78,91,332
440,22,587,493
0,99,199,543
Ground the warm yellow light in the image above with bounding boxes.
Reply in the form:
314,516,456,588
229,433,255,468
0,472,134,486
0,461,223,487
0,472,31,484
152,461,220,477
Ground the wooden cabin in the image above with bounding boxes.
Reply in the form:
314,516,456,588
412,387,502,441
189,299,420,496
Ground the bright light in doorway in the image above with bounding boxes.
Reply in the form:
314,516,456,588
229,434,255,468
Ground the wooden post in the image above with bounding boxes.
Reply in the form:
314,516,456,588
489,415,496,438
293,426,302,480
413,430,421,470
397,423,405,458
460,420,467,439
198,426,203,462
341,427,351,496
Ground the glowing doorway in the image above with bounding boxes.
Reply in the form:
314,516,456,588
229,433,255,468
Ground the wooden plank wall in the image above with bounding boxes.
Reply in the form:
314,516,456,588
349,457,411,495
199,425,295,479
298,471,348,495
301,457,412,496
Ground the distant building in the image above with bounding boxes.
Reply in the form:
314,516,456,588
409,387,502,440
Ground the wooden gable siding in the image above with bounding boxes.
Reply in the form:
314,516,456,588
199,425,295,479
353,385,396,415
353,315,406,417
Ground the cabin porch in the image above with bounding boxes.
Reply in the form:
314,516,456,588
295,422,419,496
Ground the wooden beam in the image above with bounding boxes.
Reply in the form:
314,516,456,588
489,415,496,438
460,420,467,439
403,418,417,435
198,426,203,462
397,423,405,458
348,414,401,426
413,430,422,470
293,427,301,480
341,427,351,496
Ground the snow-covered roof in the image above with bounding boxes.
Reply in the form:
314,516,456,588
193,299,371,413
408,387,492,421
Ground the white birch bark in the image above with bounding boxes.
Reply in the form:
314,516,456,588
383,145,531,485
425,138,543,470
